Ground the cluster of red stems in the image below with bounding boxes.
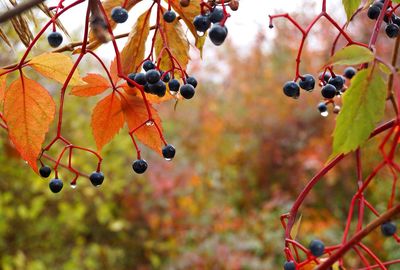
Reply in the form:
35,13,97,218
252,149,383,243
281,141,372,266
270,0,400,269
0,0,237,192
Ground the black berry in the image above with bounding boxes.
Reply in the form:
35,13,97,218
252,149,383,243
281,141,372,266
143,60,156,71
186,76,198,88
161,71,171,82
47,32,63,48
127,73,136,87
343,67,357,79
367,4,381,20
134,73,147,85
89,172,104,187
162,144,176,160
386,23,400,38
180,84,195,99
168,79,180,92
283,261,296,270
283,81,300,98
393,15,400,26
209,23,228,46
145,69,161,84
321,84,337,99
318,102,328,113
39,166,52,178
328,76,345,90
319,72,331,83
132,159,148,174
49,178,63,193
111,7,128,23
163,10,176,23
309,239,325,257
144,83,152,93
298,74,315,91
381,221,397,236
193,15,211,32
149,80,167,97
210,8,224,23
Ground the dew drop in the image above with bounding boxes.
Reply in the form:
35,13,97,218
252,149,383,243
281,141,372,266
70,183,77,189
320,111,329,117
169,91,178,96
164,158,172,161
146,120,154,126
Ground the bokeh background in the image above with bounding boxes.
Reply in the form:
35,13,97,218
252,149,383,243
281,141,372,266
0,0,399,269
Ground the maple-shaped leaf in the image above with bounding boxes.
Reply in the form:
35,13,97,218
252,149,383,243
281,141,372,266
71,73,110,96
3,75,56,172
155,7,190,72
28,53,84,86
167,0,206,52
120,10,150,75
120,93,163,154
92,92,125,151
86,0,143,51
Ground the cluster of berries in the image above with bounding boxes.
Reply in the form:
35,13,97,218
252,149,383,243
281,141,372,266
127,60,198,99
368,0,400,38
193,7,228,46
39,165,105,193
282,67,357,116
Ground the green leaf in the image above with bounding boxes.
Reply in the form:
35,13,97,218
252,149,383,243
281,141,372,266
331,66,386,157
327,45,374,66
342,0,362,21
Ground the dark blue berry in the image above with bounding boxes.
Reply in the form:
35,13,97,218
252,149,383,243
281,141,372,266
161,71,170,82
127,73,136,87
298,74,315,91
89,172,104,187
47,32,63,48
193,15,211,32
149,80,167,97
39,166,52,178
144,83,152,93
393,15,400,26
134,73,147,85
319,72,331,83
343,67,357,79
209,23,228,46
143,60,156,71
283,261,296,270
386,23,400,38
163,10,176,23
384,13,395,23
283,81,300,98
162,144,176,160
321,84,337,99
145,69,161,84
328,76,345,90
180,84,195,99
49,178,63,193
132,159,148,174
111,7,128,23
381,221,397,236
309,239,325,257
210,8,224,23
186,76,198,88
168,79,180,92
317,102,328,113
367,4,381,20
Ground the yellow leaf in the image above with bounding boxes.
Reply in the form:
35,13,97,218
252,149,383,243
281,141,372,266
120,10,151,75
28,53,84,86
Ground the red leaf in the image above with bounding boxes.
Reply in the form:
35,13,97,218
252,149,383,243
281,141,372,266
91,92,125,151
4,75,56,172
70,73,110,97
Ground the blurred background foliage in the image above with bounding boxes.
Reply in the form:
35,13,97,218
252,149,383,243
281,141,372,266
0,2,399,269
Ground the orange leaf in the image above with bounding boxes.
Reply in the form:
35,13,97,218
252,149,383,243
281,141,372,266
28,53,84,86
110,59,119,84
120,10,151,75
121,84,175,104
4,75,56,172
86,0,143,51
71,73,110,96
155,7,190,72
120,93,163,154
0,72,7,104
91,92,125,151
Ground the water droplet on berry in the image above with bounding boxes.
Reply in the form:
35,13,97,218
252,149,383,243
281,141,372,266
320,111,329,117
70,183,77,189
196,31,206,37
146,120,154,126
164,157,172,161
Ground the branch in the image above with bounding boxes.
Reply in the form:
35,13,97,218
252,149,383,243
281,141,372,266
0,0,46,23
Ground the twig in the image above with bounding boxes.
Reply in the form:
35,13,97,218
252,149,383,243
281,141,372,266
0,0,46,23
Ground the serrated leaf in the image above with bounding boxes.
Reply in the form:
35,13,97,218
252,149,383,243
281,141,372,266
4,75,56,172
331,66,386,157
120,10,150,75
28,53,84,86
326,45,374,66
167,0,206,52
92,92,125,151
120,93,163,154
155,7,190,72
71,73,110,96
342,0,362,21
